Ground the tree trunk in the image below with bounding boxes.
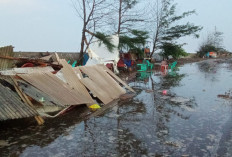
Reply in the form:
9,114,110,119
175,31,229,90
79,28,86,65
117,0,122,35
150,28,159,58
78,0,87,65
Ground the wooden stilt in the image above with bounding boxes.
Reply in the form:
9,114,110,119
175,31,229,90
11,77,44,125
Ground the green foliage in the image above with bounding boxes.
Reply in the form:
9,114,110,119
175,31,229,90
162,23,201,41
197,28,224,57
197,44,218,57
150,0,202,56
161,43,187,59
160,3,202,42
95,32,115,52
119,29,149,54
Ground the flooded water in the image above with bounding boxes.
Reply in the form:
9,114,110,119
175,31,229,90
1,59,232,157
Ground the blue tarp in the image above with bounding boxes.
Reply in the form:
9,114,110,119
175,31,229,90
83,53,89,65
123,59,132,67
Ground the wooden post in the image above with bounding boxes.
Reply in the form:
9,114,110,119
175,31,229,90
11,77,44,125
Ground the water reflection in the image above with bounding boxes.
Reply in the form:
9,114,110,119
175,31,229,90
161,73,185,89
1,60,232,156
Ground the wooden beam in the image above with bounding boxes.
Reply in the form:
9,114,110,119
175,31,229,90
11,77,44,125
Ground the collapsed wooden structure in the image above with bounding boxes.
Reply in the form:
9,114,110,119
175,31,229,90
0,48,135,125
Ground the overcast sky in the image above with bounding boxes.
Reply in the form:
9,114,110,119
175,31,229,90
0,0,231,52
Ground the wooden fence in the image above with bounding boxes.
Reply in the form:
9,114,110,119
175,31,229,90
0,46,14,70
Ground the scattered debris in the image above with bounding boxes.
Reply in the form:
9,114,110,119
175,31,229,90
218,90,232,100
86,35,120,73
89,104,101,109
120,93,136,100
162,90,168,95
170,97,190,104
145,89,153,93
218,94,231,99
0,76,38,121
0,51,134,125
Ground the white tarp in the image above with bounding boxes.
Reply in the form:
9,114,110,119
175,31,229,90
0,67,54,75
86,35,119,73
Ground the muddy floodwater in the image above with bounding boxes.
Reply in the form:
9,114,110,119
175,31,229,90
0,59,232,157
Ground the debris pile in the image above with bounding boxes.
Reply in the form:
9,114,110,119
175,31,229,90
0,47,135,125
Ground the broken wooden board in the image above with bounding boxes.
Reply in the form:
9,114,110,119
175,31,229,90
78,65,127,104
99,64,135,93
79,66,126,99
18,72,93,106
80,78,113,104
55,53,94,104
17,80,64,107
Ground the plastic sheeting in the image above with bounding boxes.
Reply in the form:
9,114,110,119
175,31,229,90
86,35,119,73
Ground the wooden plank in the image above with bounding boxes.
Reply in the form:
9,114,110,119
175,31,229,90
79,66,119,100
11,78,39,116
18,72,93,105
93,66,126,96
99,65,135,93
80,78,113,104
45,72,92,104
12,77,44,125
57,58,93,103
11,83,36,117
18,80,63,107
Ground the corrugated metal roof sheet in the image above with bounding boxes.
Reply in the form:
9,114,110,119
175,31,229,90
0,46,14,70
17,80,64,107
55,54,94,103
0,83,38,121
79,65,126,100
18,72,94,106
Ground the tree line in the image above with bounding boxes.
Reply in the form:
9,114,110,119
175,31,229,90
72,0,203,63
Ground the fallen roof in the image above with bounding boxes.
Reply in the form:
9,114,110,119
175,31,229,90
78,64,135,104
0,81,38,121
17,80,64,107
55,54,94,104
18,72,94,106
